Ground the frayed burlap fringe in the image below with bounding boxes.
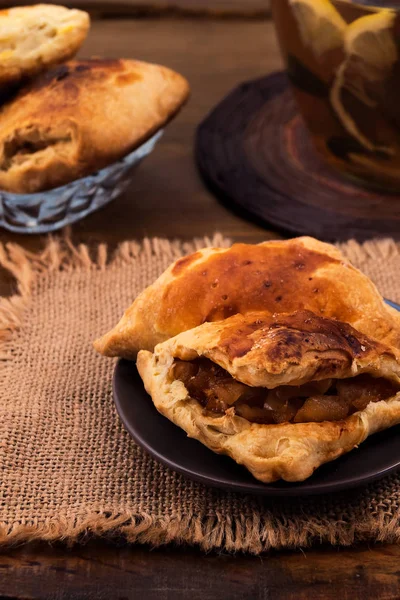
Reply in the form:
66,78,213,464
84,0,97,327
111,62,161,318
0,233,228,361
1,234,400,552
2,509,400,553
338,238,400,265
0,231,230,279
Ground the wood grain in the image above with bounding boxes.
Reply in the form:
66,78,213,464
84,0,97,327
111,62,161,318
0,0,270,17
1,542,400,599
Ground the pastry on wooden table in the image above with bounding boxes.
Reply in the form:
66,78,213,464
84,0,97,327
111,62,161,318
94,237,400,358
137,310,400,482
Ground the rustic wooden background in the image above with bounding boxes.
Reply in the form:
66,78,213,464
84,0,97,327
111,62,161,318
0,0,271,16
0,17,282,276
0,6,399,600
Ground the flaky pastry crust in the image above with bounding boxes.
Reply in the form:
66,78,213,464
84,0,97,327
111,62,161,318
0,58,189,192
95,237,400,359
137,311,400,483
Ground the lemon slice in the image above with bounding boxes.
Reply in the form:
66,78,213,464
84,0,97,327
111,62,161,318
289,0,347,58
347,153,400,189
330,9,397,153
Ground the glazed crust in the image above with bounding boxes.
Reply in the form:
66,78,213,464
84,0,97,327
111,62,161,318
158,310,400,387
0,58,189,192
95,237,400,358
137,311,400,483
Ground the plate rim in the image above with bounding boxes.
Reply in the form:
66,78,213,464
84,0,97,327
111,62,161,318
113,298,400,496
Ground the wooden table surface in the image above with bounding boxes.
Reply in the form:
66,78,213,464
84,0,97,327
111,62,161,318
1,14,400,600
0,0,271,17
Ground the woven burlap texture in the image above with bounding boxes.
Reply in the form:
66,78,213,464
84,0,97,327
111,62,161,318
1,235,400,552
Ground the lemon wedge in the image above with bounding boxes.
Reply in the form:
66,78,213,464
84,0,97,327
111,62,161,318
330,9,397,153
289,0,347,58
346,153,400,189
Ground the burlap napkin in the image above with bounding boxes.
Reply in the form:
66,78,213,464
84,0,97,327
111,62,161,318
1,234,400,553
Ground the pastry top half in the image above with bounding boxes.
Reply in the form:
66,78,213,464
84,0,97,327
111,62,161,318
94,237,400,358
0,5,89,87
137,310,400,483
159,309,400,388
0,58,190,192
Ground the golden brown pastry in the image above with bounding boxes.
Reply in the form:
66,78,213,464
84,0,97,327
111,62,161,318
0,5,89,87
95,237,400,358
0,58,189,192
137,310,400,483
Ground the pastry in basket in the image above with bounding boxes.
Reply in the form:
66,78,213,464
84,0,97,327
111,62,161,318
0,4,89,88
137,310,400,483
0,58,189,192
94,236,400,358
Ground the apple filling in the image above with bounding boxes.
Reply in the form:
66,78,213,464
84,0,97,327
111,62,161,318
171,358,399,424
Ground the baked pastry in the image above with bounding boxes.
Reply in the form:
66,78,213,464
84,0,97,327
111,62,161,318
0,5,89,87
95,236,400,358
0,58,190,192
137,310,400,483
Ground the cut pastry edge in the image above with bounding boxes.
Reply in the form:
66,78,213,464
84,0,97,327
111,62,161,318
137,348,400,483
0,123,76,171
136,311,400,483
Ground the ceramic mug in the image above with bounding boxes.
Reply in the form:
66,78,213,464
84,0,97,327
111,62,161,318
272,0,400,191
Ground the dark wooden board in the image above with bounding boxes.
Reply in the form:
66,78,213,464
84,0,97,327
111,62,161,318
196,72,400,241
1,542,400,599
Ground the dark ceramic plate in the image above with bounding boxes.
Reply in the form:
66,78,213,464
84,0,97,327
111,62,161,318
113,300,400,496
